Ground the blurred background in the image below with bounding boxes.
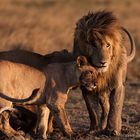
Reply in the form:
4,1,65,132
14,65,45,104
0,1,140,139
0,0,139,81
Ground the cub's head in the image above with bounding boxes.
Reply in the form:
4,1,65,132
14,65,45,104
76,56,97,91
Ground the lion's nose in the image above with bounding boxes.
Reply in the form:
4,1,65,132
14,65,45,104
100,61,107,66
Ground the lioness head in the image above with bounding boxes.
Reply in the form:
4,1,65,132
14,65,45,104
74,11,121,73
76,56,97,91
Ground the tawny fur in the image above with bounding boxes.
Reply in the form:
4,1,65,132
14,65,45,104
0,57,97,139
73,11,135,135
0,49,75,137
0,61,46,138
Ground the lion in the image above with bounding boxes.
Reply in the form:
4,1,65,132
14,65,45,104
0,56,97,139
73,11,136,135
0,49,76,134
0,60,46,138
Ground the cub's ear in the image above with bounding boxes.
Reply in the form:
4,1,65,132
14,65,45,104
76,56,88,67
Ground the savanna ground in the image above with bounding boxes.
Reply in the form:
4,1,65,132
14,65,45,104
0,0,140,139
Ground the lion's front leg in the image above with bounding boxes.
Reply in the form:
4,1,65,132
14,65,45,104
106,85,125,136
81,87,99,131
99,92,110,130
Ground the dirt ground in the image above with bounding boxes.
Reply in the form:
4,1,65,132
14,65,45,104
0,0,140,139
1,84,140,140
47,83,140,140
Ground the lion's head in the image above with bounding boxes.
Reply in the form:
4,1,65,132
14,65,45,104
73,11,128,91
73,11,123,73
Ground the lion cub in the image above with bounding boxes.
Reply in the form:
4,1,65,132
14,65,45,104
0,56,97,139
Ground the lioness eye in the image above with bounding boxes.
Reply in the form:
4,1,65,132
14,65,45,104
106,43,111,48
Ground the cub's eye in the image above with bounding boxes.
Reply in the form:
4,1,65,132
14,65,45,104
106,43,111,48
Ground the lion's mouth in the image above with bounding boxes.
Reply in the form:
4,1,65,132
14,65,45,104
91,63,108,73
92,64,107,68
88,59,107,69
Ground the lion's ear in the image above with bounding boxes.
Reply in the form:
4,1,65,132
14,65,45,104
76,56,88,67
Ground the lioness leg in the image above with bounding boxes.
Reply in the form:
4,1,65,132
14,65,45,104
37,105,50,139
106,85,125,135
47,112,54,134
99,92,110,130
81,87,99,130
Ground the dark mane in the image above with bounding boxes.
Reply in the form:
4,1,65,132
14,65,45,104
75,11,121,42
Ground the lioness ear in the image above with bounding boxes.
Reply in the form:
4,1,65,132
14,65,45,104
76,56,88,67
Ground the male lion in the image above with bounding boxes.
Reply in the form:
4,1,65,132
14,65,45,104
0,56,97,139
73,11,136,135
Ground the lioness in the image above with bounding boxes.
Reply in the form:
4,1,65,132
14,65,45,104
0,49,75,135
73,11,136,135
0,56,97,139
0,60,46,138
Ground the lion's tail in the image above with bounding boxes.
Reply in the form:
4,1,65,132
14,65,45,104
0,88,40,104
122,27,136,63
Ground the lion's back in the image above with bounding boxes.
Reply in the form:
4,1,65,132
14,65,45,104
0,60,46,98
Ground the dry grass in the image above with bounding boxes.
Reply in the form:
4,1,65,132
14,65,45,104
0,0,140,139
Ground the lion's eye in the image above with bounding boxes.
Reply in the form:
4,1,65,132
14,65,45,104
92,45,97,48
106,43,111,48
90,43,96,48
87,44,92,47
